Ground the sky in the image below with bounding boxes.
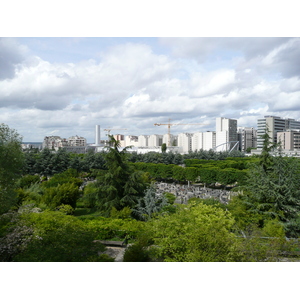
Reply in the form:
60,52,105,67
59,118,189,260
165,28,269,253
1,2,300,144
1,37,300,142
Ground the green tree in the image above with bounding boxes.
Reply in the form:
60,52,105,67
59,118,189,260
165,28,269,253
161,143,167,153
146,201,239,262
10,211,108,262
240,131,300,236
0,124,24,214
94,136,149,215
133,184,169,221
42,182,81,209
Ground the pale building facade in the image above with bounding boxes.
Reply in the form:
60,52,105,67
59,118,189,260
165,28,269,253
124,135,139,148
257,116,300,149
138,135,149,147
148,134,163,147
68,135,87,147
237,127,257,151
277,130,300,151
216,117,237,151
163,134,177,147
203,131,216,150
177,133,193,153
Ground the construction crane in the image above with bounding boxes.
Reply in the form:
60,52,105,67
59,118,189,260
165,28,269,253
154,119,206,147
104,128,127,136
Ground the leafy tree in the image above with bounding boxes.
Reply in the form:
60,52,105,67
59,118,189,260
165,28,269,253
42,182,81,209
161,143,167,153
145,201,239,262
0,124,24,214
9,211,107,262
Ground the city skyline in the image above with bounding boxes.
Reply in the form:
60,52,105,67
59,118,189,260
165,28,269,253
1,37,300,142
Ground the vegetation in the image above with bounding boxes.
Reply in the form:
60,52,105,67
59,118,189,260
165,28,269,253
2,123,300,262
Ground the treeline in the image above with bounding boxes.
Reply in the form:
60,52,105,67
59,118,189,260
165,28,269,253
22,147,245,177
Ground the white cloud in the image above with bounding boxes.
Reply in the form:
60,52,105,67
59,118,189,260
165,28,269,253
1,37,300,142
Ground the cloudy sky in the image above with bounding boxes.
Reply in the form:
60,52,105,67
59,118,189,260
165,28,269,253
1,36,300,142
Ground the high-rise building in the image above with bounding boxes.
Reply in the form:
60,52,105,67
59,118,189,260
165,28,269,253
138,135,148,147
148,134,163,147
216,117,237,151
163,134,177,147
203,131,216,150
237,127,257,151
257,116,300,149
177,133,193,153
125,135,139,147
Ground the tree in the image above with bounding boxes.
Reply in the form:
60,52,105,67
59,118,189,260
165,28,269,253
0,124,24,214
133,184,169,221
145,201,239,262
94,136,149,215
8,211,108,262
240,130,300,236
161,143,167,153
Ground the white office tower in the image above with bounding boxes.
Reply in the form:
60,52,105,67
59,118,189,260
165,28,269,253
178,133,193,153
125,135,139,148
216,117,237,151
95,125,101,146
257,116,300,149
138,135,149,147
148,134,163,147
237,127,257,151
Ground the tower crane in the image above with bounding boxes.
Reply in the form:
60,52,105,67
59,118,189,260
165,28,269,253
154,119,206,147
104,128,128,136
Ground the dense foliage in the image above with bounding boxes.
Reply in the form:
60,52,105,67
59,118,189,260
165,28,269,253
2,123,300,262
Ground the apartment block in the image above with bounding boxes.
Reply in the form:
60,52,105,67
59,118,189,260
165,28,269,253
68,135,87,147
125,135,139,147
138,135,148,147
203,131,216,150
148,134,163,147
163,134,177,147
177,133,193,153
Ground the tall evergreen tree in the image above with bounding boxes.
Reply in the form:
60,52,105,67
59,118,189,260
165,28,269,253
94,135,149,215
242,129,300,236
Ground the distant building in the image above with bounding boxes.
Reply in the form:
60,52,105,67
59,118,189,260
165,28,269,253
177,133,193,153
148,134,163,147
277,130,300,151
138,135,148,147
68,135,87,147
215,117,237,151
43,135,87,153
125,135,139,148
42,136,68,150
257,116,300,149
237,127,257,151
